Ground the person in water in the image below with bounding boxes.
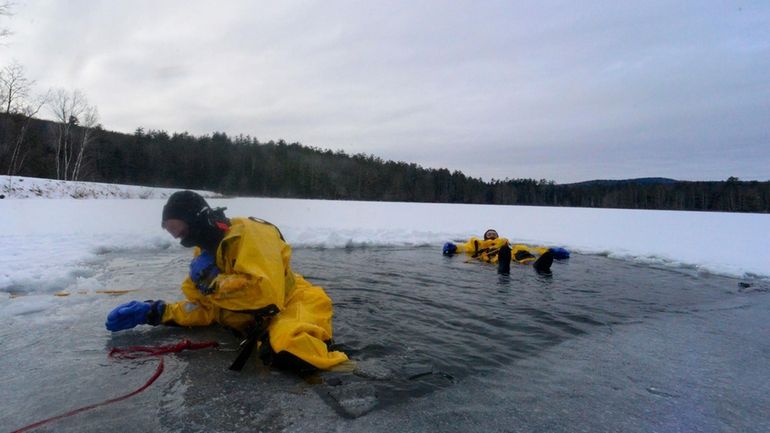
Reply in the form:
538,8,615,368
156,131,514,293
443,228,567,274
105,190,348,373
483,229,499,240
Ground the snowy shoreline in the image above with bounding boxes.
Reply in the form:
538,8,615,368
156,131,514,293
1,175,221,199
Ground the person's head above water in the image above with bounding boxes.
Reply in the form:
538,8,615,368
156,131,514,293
483,229,499,240
161,190,229,251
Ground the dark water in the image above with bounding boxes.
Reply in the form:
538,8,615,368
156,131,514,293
1,246,768,432
299,247,766,415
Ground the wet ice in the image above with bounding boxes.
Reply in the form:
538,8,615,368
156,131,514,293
2,246,768,433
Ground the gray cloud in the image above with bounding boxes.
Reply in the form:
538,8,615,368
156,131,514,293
3,0,768,182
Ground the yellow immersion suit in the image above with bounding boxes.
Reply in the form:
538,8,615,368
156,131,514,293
161,217,348,370
456,237,549,264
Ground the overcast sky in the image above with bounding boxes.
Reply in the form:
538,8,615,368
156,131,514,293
2,0,768,183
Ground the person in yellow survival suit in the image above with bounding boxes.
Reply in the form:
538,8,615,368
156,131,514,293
442,229,567,274
105,190,348,373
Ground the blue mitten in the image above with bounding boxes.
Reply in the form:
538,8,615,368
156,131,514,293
549,247,570,260
442,242,457,255
190,251,220,293
105,300,165,331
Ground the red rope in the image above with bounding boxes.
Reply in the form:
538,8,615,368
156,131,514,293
108,339,218,359
11,339,218,433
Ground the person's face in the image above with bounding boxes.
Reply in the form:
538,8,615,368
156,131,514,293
484,230,498,240
163,219,189,240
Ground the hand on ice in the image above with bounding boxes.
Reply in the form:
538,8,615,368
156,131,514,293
105,300,165,331
189,251,220,293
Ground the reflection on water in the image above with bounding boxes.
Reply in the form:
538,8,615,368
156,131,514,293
1,246,765,432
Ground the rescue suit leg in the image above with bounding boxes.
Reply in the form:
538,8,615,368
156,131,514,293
268,284,349,370
513,249,536,263
533,250,554,273
497,244,511,274
262,345,320,376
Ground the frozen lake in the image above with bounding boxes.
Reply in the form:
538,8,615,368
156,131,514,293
2,245,768,432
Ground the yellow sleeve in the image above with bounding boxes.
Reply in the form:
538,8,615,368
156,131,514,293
456,237,483,254
161,277,218,326
161,276,256,330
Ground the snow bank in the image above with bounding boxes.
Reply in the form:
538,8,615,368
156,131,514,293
0,175,221,199
0,177,767,295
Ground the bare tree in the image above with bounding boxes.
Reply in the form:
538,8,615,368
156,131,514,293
6,91,48,185
50,88,87,180
71,104,99,181
0,61,33,113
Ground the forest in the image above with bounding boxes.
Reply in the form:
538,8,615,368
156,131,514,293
1,112,768,213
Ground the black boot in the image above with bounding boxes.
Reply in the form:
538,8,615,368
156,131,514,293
533,250,553,274
497,245,511,274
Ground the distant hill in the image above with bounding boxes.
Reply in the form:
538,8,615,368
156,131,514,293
566,177,679,187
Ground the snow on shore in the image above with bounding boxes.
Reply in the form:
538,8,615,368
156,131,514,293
0,176,767,296
1,175,221,199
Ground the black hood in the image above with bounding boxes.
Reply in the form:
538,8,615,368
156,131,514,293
162,191,229,252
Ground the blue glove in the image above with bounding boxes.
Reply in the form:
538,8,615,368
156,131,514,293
190,251,220,293
442,242,457,255
549,247,570,260
105,300,165,332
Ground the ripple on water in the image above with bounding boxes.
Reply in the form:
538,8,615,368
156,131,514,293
291,246,751,413
2,245,758,430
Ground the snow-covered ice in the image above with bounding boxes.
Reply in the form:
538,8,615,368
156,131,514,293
1,175,767,298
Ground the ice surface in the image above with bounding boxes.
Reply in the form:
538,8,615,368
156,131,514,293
1,177,768,300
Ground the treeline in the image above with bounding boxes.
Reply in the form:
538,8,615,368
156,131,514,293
529,177,770,213
1,112,768,212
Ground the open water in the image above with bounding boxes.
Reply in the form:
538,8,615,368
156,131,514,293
1,246,768,432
